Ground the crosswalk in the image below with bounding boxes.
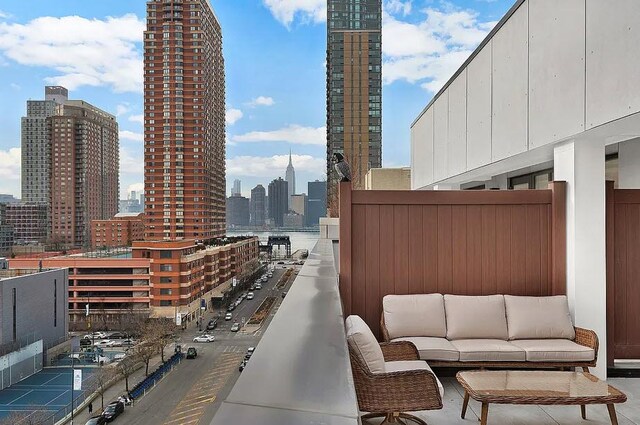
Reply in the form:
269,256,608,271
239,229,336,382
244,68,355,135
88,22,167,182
162,352,243,425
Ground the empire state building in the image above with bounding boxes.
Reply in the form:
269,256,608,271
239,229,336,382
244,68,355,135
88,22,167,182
285,149,295,209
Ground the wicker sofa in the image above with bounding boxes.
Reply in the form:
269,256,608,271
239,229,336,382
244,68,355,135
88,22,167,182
381,294,598,371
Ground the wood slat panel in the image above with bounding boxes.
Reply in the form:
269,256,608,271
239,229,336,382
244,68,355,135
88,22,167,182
437,205,453,294
625,204,640,353
352,189,553,205
451,206,468,295
614,204,627,347
422,205,439,294
525,205,542,296
510,205,527,295
481,205,497,294
351,206,367,321
379,205,395,301
365,205,380,335
495,205,512,295
467,205,483,295
408,205,423,294
394,205,409,296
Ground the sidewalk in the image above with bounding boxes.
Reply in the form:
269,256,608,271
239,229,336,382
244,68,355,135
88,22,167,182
69,353,165,424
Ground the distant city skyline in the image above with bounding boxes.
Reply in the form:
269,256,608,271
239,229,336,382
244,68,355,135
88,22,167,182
0,1,512,199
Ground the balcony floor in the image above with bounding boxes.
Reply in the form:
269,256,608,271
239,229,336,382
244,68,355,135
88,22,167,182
366,377,640,425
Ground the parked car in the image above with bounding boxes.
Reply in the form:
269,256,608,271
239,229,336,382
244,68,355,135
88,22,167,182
246,292,254,300
230,322,241,332
261,277,268,282
225,312,233,321
245,347,255,360
206,319,218,330
240,292,247,299
85,415,107,425
82,332,107,340
267,273,273,278
93,355,111,365
113,353,127,361
227,304,236,312
281,291,287,298
254,284,262,290
235,299,242,307
121,338,136,347
107,332,127,339
277,261,285,265
94,340,115,348
193,334,215,343
186,347,198,359
101,401,124,422
238,359,247,372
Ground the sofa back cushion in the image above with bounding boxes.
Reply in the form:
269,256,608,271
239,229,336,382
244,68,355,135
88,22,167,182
345,315,385,373
504,295,575,340
383,294,446,339
444,295,508,340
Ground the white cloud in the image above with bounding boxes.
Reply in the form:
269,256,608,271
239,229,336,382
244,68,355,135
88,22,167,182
247,96,275,107
9,82,20,90
119,130,143,142
262,0,325,27
232,125,325,146
120,147,143,176
225,108,244,125
382,6,496,92
227,154,324,178
0,10,11,19
0,147,21,197
126,182,144,194
0,14,144,93
386,0,412,16
116,103,130,116
128,114,144,125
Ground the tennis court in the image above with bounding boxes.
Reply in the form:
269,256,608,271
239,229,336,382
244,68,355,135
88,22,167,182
0,367,94,420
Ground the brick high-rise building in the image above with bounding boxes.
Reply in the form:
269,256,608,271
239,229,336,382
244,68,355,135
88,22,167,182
326,0,382,213
20,86,119,249
4,203,48,244
143,0,226,242
49,101,119,248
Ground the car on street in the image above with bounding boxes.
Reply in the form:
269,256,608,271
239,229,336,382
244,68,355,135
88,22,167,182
93,355,111,365
261,277,268,282
246,292,254,300
282,291,287,298
238,359,248,372
186,347,198,359
254,284,262,290
245,347,255,359
206,319,218,330
234,299,242,307
101,401,124,422
230,322,241,332
85,416,107,425
94,340,115,348
107,332,127,339
240,292,247,299
193,334,215,343
113,353,127,361
225,312,233,321
83,332,107,340
227,304,236,312
267,273,273,278
277,261,285,265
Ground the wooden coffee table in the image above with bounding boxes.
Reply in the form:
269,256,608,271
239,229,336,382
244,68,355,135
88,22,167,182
456,370,627,425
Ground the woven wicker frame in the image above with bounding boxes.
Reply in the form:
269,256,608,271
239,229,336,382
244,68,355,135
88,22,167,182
380,314,599,370
349,341,443,415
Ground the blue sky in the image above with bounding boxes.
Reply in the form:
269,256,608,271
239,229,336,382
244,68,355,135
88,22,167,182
0,0,513,199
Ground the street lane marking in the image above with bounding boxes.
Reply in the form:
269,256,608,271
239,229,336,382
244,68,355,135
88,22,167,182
162,352,242,425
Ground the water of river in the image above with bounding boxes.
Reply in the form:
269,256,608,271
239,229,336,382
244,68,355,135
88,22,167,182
226,230,320,254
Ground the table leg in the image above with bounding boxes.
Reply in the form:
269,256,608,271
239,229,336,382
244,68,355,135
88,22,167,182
480,403,489,425
461,392,469,419
607,404,619,425
580,405,586,420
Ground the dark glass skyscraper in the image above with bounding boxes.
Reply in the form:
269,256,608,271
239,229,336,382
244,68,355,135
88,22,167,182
326,0,382,213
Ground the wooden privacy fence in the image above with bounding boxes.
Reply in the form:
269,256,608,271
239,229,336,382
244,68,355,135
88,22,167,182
606,182,640,365
339,181,567,338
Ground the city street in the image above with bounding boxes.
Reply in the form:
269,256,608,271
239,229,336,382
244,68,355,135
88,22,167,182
119,265,296,425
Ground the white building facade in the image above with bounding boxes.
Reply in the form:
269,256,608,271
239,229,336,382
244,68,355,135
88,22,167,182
411,0,640,378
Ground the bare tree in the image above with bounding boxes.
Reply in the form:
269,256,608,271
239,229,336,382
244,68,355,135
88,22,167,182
0,409,49,425
92,366,117,411
143,318,176,362
116,355,138,392
136,342,156,376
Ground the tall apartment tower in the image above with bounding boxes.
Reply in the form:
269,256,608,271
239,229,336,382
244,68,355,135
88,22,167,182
143,0,226,241
250,184,266,227
326,0,382,213
285,150,295,209
268,178,288,228
21,87,119,248
21,86,66,204
50,101,119,248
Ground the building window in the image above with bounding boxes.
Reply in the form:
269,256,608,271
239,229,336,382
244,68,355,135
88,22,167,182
160,289,172,295
160,277,172,283
160,264,173,272
160,251,172,259
160,300,172,306
509,169,553,190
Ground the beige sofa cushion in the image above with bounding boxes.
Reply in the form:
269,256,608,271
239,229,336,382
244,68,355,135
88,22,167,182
444,295,508,340
383,294,446,339
345,315,385,373
385,360,444,398
511,339,595,362
392,337,460,361
504,295,575,340
451,339,526,362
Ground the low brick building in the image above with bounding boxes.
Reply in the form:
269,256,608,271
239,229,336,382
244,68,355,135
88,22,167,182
91,213,144,249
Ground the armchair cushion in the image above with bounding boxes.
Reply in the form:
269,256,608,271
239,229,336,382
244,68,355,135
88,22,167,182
511,339,595,362
346,315,385,373
444,295,508,340
504,295,575,340
383,294,446,339
392,337,460,361
385,360,444,398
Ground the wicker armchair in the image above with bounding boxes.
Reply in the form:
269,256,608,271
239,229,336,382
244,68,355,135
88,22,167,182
349,341,443,425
